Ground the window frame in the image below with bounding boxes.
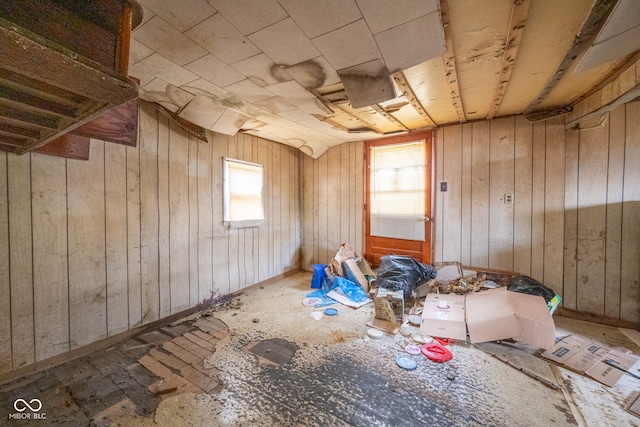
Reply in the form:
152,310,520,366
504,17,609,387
222,157,265,228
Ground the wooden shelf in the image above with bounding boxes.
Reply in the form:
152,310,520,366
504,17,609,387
0,0,141,154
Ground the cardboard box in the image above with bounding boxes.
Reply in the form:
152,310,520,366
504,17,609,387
541,335,639,387
420,293,467,340
420,287,555,349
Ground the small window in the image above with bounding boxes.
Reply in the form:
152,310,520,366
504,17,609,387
223,157,264,227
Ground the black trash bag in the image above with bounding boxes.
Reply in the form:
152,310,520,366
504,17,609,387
507,275,556,303
375,254,437,298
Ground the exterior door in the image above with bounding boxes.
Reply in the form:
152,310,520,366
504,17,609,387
365,131,432,266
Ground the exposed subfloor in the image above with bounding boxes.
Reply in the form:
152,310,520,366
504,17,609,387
2,271,640,426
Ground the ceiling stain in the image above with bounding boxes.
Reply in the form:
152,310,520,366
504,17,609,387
284,59,327,89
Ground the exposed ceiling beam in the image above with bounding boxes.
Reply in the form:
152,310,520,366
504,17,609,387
524,0,617,115
486,0,532,120
371,104,409,131
439,0,466,123
391,71,436,128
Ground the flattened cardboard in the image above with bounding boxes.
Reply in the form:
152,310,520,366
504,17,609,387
420,293,466,340
420,288,555,348
542,336,640,387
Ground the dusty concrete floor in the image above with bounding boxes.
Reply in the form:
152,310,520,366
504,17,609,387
2,271,640,426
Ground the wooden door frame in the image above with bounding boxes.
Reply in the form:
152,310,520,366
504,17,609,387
364,131,434,266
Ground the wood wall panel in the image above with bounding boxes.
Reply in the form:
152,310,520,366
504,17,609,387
126,143,142,328
576,123,608,315
460,123,473,266
433,106,640,323
488,118,514,270
530,122,546,281
31,154,68,361
139,101,160,324
513,116,533,275
604,107,625,319
157,116,171,318
8,153,35,368
67,140,107,349
542,117,565,292
441,125,463,262
563,127,580,311
168,121,190,314
301,141,365,270
0,100,303,376
0,153,10,373
621,101,640,322
197,132,213,301
470,122,490,267
104,143,129,336
187,136,200,307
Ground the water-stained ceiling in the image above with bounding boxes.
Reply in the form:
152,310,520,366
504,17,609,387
130,0,640,158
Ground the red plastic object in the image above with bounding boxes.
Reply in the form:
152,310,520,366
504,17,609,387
433,337,452,346
420,343,453,363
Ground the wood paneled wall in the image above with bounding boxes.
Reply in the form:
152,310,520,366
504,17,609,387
434,103,640,323
301,141,364,270
0,101,301,374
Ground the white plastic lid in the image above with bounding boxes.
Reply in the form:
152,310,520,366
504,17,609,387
367,328,384,339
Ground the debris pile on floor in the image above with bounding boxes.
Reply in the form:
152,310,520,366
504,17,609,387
302,243,640,410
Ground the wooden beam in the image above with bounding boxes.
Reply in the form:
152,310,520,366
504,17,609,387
440,0,466,123
524,0,617,114
371,104,410,131
391,71,436,127
35,133,90,160
565,83,640,128
72,97,139,147
486,0,532,120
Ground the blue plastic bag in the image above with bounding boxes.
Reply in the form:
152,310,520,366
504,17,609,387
330,276,369,303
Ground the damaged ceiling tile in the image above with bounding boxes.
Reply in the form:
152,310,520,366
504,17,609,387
375,12,445,73
210,109,249,136
178,95,226,129
338,59,397,108
311,19,381,71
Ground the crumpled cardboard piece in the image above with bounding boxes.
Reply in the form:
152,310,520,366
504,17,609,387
328,243,360,277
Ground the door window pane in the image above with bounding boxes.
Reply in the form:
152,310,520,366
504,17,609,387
370,140,425,240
